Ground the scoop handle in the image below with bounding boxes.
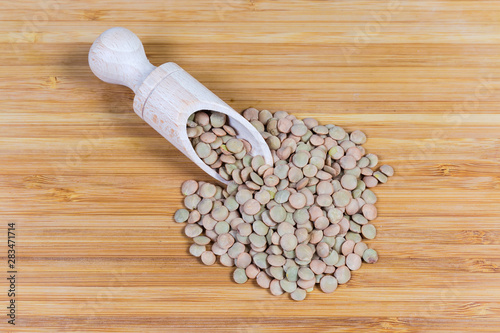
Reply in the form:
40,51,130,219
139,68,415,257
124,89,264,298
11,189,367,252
88,27,156,93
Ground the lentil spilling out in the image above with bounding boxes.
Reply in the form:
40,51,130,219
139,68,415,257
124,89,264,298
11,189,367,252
174,108,392,301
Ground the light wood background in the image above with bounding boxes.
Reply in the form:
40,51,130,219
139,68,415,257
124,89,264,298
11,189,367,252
1,0,500,332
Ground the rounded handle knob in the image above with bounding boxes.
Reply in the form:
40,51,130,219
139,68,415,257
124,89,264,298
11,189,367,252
88,27,156,93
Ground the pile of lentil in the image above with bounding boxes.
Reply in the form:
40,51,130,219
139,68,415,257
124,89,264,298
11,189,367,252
174,108,393,301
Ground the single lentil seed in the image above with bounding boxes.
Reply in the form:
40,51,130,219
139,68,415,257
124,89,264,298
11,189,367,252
363,249,379,264
189,244,206,257
346,253,362,271
361,224,377,239
243,199,261,215
320,275,338,293
289,193,307,209
379,164,394,177
291,288,307,301
334,266,351,284
373,171,388,184
201,251,216,265
280,233,298,251
233,268,248,284
181,180,198,196
280,279,297,293
174,209,189,223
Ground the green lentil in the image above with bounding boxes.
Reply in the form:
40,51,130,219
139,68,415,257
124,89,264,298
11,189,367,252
233,268,248,284
361,224,377,239
362,249,379,264
174,209,189,223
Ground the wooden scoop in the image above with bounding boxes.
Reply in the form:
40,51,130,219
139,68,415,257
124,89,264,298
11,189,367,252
88,27,273,184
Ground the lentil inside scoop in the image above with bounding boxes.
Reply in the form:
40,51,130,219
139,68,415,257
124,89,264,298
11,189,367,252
176,109,393,301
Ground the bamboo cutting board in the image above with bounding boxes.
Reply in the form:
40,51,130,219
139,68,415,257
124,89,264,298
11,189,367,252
1,0,500,332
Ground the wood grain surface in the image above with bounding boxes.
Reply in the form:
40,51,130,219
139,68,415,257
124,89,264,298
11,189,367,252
1,0,500,332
